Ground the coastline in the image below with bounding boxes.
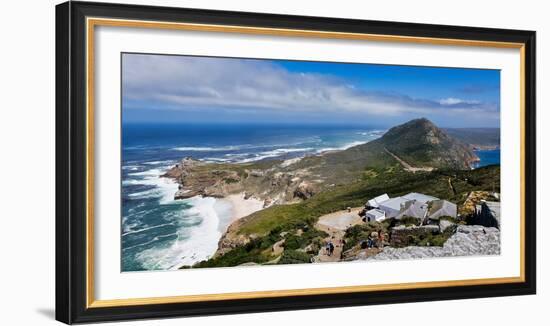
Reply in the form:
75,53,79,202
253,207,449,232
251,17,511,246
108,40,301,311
182,193,264,269
221,193,265,223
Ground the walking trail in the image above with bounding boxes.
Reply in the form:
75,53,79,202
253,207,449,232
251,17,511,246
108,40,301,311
312,207,364,263
384,148,433,173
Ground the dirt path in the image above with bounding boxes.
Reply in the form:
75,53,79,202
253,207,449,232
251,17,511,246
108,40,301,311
448,177,457,195
271,239,285,256
384,148,433,173
312,207,364,263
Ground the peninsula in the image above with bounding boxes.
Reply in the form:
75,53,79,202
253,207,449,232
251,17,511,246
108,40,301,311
160,118,500,268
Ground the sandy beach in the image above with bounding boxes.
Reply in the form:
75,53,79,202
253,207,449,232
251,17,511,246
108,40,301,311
222,193,265,222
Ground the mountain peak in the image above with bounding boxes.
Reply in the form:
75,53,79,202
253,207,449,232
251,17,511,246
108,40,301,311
375,118,478,169
385,118,436,135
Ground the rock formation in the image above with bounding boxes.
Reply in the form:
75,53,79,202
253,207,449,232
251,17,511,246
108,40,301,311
354,225,500,260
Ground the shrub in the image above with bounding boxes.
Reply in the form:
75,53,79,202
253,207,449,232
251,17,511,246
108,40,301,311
439,216,459,224
278,250,312,264
394,216,421,227
283,229,328,251
343,222,387,251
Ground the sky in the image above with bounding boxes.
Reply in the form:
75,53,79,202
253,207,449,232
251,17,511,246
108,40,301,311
122,53,500,128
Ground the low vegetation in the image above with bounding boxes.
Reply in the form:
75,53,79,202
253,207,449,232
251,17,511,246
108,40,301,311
278,250,312,264
191,165,499,268
237,165,499,237
343,221,391,251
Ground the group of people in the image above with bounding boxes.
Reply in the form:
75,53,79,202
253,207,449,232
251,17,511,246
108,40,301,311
325,241,335,256
362,231,386,249
323,229,386,257
325,238,346,256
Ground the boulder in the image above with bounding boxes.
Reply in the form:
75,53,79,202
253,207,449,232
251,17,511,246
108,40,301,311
174,189,201,200
293,181,317,200
439,219,456,233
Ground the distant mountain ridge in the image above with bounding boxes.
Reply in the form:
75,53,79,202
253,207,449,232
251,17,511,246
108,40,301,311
443,127,500,150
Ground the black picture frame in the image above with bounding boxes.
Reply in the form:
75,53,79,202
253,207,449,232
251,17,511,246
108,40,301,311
56,1,536,324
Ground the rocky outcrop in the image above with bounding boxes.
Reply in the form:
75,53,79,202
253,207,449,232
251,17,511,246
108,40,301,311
293,181,319,200
163,155,323,208
439,219,456,233
351,225,500,260
163,158,246,199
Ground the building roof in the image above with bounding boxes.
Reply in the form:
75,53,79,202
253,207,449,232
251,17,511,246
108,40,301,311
367,193,390,208
379,197,409,211
428,200,457,219
366,208,386,218
395,200,428,219
402,192,439,204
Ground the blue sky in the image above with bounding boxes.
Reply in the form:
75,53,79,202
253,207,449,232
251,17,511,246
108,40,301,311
122,53,500,128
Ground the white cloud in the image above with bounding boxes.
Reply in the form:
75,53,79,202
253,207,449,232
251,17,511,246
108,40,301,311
122,54,498,120
439,97,481,106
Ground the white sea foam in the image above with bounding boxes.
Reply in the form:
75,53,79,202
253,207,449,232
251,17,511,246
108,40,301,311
124,166,178,203
201,157,234,163
172,145,243,152
127,188,163,200
143,160,175,165
262,147,314,155
233,147,314,163
317,141,366,153
172,141,317,153
122,223,174,237
356,129,386,137
134,196,233,270
123,233,178,252
128,168,164,177
122,165,141,171
201,147,313,164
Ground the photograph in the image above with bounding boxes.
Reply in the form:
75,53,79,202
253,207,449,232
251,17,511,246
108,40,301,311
121,53,502,272
50,1,538,323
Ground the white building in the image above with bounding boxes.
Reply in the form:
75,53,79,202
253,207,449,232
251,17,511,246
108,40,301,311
365,192,441,220
365,208,386,222
427,200,457,220
395,200,429,220
402,192,439,204
366,193,390,208
378,197,410,218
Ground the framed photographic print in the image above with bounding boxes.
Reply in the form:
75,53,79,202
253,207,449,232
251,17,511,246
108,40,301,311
55,1,536,324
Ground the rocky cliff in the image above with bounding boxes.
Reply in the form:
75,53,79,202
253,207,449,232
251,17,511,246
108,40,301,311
347,225,500,260
162,157,320,208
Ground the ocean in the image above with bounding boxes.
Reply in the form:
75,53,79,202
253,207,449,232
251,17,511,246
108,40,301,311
472,149,501,168
121,124,500,272
121,123,386,271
